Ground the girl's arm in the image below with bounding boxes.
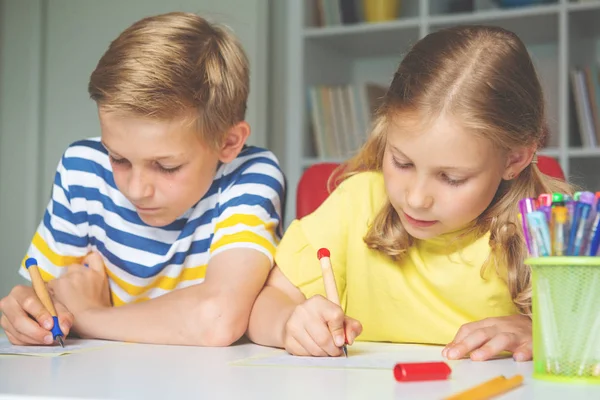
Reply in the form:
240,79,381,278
246,266,306,347
247,266,362,356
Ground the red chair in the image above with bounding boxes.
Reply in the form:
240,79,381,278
296,156,565,219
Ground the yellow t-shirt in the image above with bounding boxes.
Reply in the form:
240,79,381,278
276,171,518,345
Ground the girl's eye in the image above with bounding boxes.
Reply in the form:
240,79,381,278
441,174,467,187
156,164,182,174
392,158,413,169
109,155,129,165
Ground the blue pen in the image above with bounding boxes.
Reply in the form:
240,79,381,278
567,192,594,256
25,257,65,347
527,211,551,257
588,200,600,256
564,195,575,223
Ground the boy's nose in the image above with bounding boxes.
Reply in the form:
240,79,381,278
127,170,154,201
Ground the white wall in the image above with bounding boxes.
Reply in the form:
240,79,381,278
0,0,269,298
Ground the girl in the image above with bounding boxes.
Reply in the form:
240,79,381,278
247,25,571,362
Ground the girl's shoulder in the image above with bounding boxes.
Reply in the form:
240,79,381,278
337,170,384,192
335,171,386,202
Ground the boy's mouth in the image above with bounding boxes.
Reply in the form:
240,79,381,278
135,205,161,213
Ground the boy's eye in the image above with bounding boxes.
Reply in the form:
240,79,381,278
156,164,182,174
441,174,467,187
109,155,129,165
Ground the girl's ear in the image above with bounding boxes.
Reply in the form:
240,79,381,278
503,146,536,180
218,121,250,163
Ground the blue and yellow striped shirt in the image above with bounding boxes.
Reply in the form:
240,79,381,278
20,138,285,306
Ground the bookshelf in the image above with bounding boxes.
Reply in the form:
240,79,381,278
280,0,600,225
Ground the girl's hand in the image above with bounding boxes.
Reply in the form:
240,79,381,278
442,315,532,362
0,285,73,345
283,295,362,357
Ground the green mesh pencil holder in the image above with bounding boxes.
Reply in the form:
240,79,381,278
526,256,600,384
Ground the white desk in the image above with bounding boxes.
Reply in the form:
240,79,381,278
1,338,599,400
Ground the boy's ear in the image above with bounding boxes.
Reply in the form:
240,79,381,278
503,146,536,180
218,121,250,163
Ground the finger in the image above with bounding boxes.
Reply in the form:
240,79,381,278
468,332,519,361
284,335,310,357
344,317,362,345
5,329,27,346
54,302,74,336
17,290,54,331
305,319,342,357
322,306,346,348
2,313,50,345
449,318,494,347
84,252,105,274
512,341,533,362
4,295,53,343
294,326,331,357
446,326,497,360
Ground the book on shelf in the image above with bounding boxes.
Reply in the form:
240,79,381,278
311,0,401,26
570,63,600,148
307,83,387,158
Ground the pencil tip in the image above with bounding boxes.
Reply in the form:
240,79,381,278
57,336,64,348
343,345,348,358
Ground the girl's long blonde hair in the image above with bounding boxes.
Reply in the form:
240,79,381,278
334,25,571,315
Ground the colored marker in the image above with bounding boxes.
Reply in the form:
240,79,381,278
394,362,451,382
539,194,552,207
567,192,594,256
537,194,552,222
564,194,575,222
551,192,565,206
527,211,551,257
588,200,600,256
551,207,568,256
519,198,537,257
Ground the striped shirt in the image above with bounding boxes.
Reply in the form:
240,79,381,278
20,138,285,306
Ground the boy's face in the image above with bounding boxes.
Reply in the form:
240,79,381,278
99,111,220,227
381,113,506,240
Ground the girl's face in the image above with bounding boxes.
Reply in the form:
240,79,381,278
382,113,506,239
99,110,221,227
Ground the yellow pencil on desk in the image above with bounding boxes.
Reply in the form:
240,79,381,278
444,374,523,400
316,248,348,357
25,257,65,347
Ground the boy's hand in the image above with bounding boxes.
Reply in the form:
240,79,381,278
283,295,362,357
442,315,532,362
48,252,111,318
0,285,73,345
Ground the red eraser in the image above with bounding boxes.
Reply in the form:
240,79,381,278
317,248,330,259
393,362,451,382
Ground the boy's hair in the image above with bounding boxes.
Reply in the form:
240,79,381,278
88,12,249,149
337,25,571,315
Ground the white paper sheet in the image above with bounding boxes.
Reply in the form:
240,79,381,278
233,342,454,370
0,337,125,357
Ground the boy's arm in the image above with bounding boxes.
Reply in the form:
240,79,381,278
69,247,271,346
246,266,306,348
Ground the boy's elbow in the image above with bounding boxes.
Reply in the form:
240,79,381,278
190,297,248,347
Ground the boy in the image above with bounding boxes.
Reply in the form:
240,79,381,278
0,12,284,346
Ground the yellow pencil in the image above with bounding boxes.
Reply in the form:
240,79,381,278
25,257,65,347
316,247,348,357
444,374,524,400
